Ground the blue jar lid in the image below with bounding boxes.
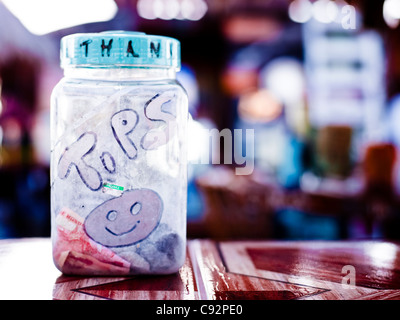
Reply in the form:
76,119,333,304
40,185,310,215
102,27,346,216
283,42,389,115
60,31,181,70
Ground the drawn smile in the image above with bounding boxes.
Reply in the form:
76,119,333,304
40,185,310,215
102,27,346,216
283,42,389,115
105,223,138,237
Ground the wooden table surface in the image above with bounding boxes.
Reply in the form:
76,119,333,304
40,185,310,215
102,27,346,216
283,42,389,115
1,237,400,300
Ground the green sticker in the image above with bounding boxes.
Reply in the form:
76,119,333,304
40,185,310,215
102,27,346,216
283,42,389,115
103,182,124,191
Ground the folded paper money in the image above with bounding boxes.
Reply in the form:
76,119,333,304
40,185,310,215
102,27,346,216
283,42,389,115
53,208,131,275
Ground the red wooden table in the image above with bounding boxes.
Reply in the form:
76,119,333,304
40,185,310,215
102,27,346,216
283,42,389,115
0,238,400,300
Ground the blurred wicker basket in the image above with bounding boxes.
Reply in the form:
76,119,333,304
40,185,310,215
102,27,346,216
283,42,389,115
196,167,275,239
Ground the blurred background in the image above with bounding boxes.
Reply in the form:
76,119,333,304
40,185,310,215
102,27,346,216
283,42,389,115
1,0,400,241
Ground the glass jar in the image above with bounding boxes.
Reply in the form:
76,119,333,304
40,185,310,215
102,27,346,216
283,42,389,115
50,31,188,275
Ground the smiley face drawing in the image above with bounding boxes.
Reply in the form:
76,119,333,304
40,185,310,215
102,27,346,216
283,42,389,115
84,189,163,247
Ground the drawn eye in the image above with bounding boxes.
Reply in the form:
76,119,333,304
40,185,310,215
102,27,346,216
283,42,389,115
130,202,142,215
106,210,118,221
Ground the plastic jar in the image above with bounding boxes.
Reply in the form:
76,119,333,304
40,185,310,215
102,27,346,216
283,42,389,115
50,31,188,275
